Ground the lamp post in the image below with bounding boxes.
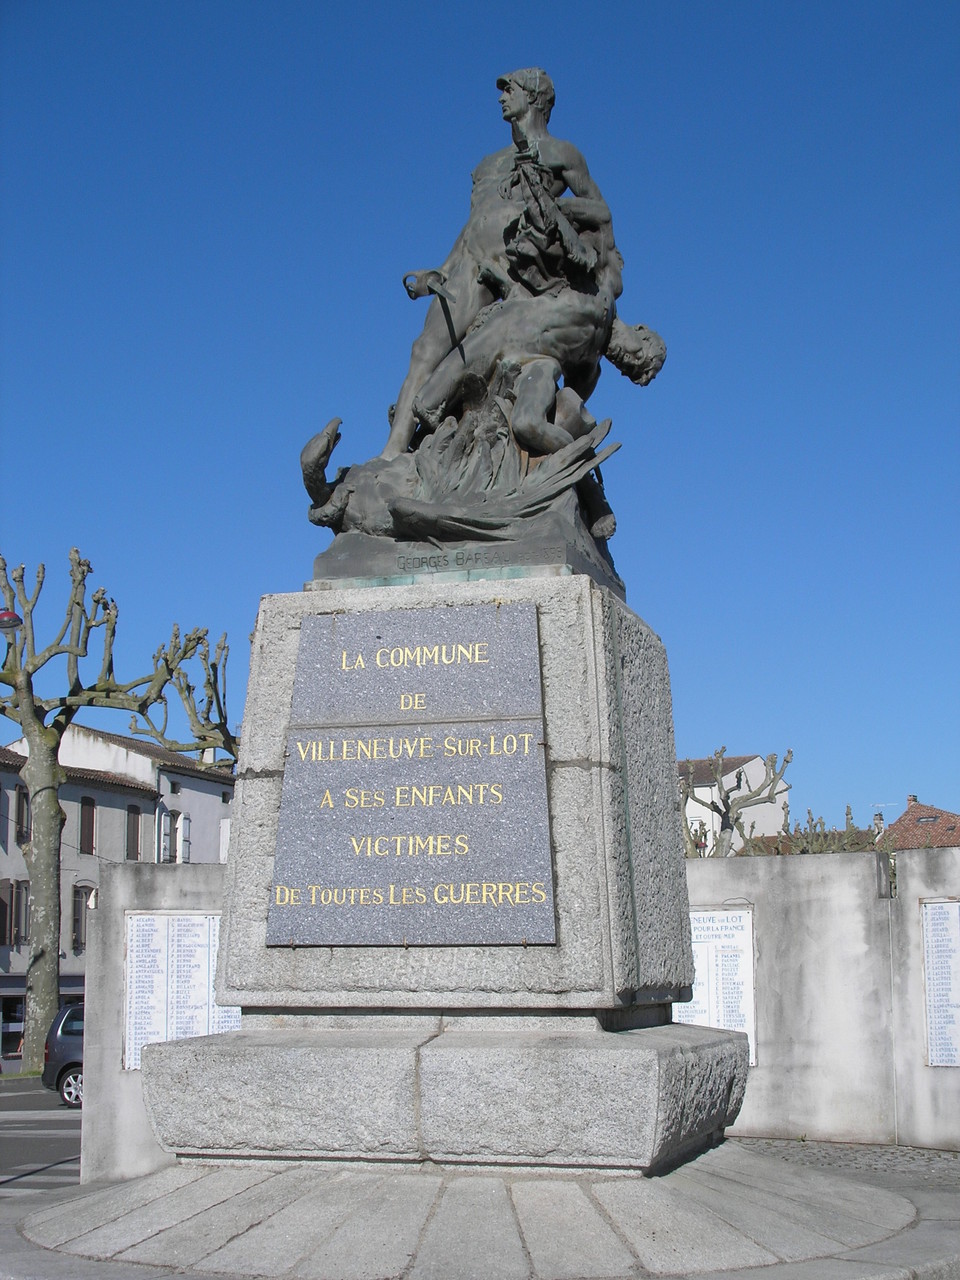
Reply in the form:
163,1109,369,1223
0,609,23,637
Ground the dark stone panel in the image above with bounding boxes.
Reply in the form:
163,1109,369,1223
268,602,555,946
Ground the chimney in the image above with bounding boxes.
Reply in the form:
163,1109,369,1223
874,811,885,834
907,794,918,807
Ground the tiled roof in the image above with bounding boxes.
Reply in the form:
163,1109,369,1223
0,745,25,773
677,755,759,787
885,801,960,850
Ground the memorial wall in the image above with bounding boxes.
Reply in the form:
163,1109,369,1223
686,846,960,1150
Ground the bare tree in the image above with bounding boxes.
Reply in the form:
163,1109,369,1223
679,746,792,858
0,549,236,1071
740,803,877,856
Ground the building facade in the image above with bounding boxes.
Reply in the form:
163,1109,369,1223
679,753,789,855
0,726,233,1056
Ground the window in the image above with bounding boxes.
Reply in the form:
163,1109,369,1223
161,810,190,864
15,786,30,844
79,796,95,856
0,880,11,945
126,806,141,861
11,880,29,945
61,1005,85,1036
72,885,92,954
162,810,179,863
0,880,26,947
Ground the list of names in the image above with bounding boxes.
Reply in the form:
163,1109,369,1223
123,912,240,1069
922,898,960,1067
674,908,757,1064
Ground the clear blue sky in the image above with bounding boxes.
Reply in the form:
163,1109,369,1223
2,1,957,829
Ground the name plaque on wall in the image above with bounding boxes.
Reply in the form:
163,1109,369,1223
921,898,960,1067
675,907,757,1064
123,912,240,1070
266,603,556,946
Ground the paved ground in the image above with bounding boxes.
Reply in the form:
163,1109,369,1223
0,1137,957,1280
0,1076,81,1203
737,1137,960,1190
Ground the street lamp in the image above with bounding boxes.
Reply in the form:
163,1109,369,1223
0,609,23,637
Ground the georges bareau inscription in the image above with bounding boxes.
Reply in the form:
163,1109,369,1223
266,602,556,946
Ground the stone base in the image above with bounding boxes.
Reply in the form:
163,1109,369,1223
310,524,625,600
217,575,696,1011
142,1019,747,1173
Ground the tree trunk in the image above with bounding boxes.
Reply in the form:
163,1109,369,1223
19,736,66,1074
714,825,735,858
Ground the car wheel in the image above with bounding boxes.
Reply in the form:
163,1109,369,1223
59,1068,82,1108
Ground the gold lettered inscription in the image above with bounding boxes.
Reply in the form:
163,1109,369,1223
349,833,469,857
295,735,437,762
271,880,550,909
268,603,556,945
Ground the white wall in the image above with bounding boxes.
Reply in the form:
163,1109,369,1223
685,847,960,1149
81,862,228,1182
54,725,157,786
156,767,231,866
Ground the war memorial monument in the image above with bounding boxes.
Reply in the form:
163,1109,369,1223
17,70,955,1280
132,65,746,1172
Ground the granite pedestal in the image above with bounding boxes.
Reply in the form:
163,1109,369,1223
140,570,747,1172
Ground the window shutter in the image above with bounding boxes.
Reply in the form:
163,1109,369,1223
79,797,96,855
72,885,87,953
126,806,141,861
0,880,12,946
15,786,30,844
14,880,30,944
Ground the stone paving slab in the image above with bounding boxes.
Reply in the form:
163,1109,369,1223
668,1165,857,1260
593,1176,779,1273
674,1163,912,1248
299,1172,441,1280
510,1179,636,1278
691,1262,915,1279
117,1168,324,1268
8,1140,960,1280
698,1145,922,1227
842,1219,960,1273
59,1165,273,1259
21,1164,208,1248
407,1177,527,1280
198,1170,383,1276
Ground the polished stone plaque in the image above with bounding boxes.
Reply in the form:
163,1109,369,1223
267,603,555,946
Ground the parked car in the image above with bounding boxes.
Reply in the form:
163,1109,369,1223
41,1003,83,1107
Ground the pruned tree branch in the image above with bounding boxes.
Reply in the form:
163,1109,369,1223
679,746,793,856
0,546,239,1073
